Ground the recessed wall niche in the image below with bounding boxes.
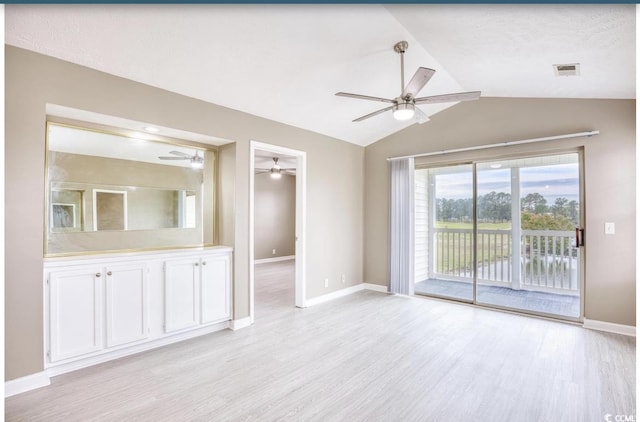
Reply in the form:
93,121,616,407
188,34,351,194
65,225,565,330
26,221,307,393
45,121,217,256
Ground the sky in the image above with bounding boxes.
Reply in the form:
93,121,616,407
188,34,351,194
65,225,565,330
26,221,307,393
434,162,580,204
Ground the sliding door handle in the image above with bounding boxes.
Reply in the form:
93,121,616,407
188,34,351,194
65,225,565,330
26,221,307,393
575,228,585,247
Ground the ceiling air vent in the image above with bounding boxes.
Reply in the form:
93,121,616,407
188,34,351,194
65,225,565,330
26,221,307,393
553,63,580,76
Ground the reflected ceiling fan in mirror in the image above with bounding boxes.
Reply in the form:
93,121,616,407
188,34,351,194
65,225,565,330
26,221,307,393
159,150,204,168
255,157,296,179
336,41,481,124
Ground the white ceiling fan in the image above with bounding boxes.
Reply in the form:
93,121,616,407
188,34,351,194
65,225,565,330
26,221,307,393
159,150,204,168
255,157,296,179
336,41,481,123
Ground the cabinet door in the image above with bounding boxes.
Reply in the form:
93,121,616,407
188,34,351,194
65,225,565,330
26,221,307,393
200,254,231,323
49,267,103,362
164,258,199,332
105,264,149,347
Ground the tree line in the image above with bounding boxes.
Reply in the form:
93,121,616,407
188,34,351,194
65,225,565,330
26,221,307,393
436,192,579,227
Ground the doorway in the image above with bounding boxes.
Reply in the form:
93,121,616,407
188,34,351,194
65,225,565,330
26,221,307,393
414,152,583,321
249,141,306,323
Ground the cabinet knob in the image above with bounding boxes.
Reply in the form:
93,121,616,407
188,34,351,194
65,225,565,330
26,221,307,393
96,273,101,278
202,261,207,266
107,271,112,276
195,262,199,266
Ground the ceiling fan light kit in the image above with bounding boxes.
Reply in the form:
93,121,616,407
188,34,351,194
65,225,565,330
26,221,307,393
190,154,204,168
336,41,481,124
270,161,282,179
393,102,415,121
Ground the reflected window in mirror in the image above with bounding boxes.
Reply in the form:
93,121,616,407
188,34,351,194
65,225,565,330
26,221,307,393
45,121,216,256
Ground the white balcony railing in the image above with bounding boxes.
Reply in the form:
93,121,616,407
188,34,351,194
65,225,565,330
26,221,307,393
432,228,579,295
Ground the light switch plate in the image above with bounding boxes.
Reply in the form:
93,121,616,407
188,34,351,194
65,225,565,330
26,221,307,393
605,222,615,235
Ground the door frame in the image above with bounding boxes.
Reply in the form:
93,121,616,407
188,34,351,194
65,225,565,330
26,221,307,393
249,141,307,323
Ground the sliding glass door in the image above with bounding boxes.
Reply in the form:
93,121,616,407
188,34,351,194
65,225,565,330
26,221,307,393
414,152,582,320
414,164,475,302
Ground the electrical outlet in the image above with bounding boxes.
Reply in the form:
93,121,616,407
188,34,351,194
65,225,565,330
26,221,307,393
341,274,346,284
605,222,615,235
324,278,329,288
272,249,276,255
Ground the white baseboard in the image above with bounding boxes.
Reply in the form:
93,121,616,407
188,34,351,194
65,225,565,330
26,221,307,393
229,317,252,331
305,282,389,307
255,255,295,264
362,283,388,293
305,284,364,307
5,371,50,398
583,319,636,337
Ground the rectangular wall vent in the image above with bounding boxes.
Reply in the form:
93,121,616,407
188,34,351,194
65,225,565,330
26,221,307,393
553,63,580,76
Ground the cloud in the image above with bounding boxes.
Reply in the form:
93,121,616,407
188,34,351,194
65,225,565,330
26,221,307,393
432,163,579,202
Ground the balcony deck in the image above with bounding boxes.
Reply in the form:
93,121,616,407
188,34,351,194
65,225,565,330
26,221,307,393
415,278,580,318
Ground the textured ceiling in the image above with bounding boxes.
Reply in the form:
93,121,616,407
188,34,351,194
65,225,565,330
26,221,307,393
386,4,636,99
5,5,635,147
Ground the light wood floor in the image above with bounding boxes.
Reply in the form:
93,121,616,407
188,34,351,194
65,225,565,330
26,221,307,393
6,260,636,421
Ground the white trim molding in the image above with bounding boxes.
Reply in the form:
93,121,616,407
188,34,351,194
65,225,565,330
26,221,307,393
229,317,252,331
305,283,389,307
255,255,295,265
249,140,307,320
5,371,51,398
583,319,636,337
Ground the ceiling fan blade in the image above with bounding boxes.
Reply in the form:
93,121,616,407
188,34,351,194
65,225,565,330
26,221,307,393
169,151,192,158
414,107,430,125
353,105,395,122
401,67,435,100
159,156,188,160
281,168,296,171
336,92,395,104
255,169,271,174
414,91,481,105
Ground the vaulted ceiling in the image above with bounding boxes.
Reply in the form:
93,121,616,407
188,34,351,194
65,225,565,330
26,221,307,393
6,5,635,146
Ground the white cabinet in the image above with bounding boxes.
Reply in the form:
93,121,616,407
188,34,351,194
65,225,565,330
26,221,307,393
49,267,103,362
45,247,232,373
201,254,231,324
48,262,149,362
105,264,149,347
164,253,231,332
164,258,200,332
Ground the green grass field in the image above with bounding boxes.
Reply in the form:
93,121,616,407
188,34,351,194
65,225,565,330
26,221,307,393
431,221,572,279
433,220,511,274
435,221,511,230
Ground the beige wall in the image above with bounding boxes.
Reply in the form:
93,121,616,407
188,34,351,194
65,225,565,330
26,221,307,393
5,46,364,381
365,97,636,326
254,173,296,260
217,143,236,248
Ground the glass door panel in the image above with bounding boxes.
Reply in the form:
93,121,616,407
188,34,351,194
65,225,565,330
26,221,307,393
414,164,474,302
475,154,581,319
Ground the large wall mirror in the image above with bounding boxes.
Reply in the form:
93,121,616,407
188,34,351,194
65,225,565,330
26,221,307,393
45,121,216,256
